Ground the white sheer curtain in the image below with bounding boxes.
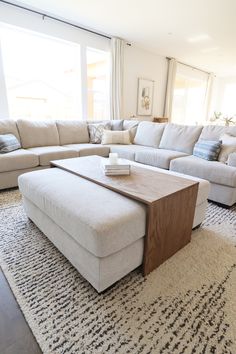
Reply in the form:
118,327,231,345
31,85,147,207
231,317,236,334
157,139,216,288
110,37,124,120
205,73,215,121
164,58,177,120
0,41,9,118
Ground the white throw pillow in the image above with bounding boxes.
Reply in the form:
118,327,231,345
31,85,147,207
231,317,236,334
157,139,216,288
101,130,131,145
218,133,236,163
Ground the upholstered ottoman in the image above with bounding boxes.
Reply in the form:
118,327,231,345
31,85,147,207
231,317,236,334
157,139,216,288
19,166,209,292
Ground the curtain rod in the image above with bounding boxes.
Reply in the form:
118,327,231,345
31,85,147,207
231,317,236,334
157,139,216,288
0,0,112,40
166,57,211,75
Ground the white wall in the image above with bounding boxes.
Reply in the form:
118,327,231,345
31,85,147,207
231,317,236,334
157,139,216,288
123,45,168,120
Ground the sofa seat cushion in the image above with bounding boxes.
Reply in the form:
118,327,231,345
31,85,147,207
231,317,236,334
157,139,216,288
64,144,110,157
27,146,78,166
109,144,157,161
170,155,236,188
135,149,188,169
159,124,203,154
0,149,39,173
17,120,59,148
18,168,146,257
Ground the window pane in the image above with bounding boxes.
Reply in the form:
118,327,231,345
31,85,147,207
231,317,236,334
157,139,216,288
87,48,110,120
221,83,236,116
0,24,82,120
172,64,208,125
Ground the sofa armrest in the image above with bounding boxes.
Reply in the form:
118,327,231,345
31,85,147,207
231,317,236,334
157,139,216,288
227,152,236,167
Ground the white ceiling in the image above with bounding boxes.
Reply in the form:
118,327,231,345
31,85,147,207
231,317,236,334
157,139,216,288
13,0,236,76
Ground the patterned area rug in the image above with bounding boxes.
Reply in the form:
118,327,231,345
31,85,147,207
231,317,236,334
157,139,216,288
0,189,236,354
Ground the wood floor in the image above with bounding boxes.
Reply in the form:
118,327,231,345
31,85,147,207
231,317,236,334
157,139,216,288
0,268,42,354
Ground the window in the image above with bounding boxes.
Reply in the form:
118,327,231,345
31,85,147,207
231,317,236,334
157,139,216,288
0,22,111,121
0,24,82,120
87,48,110,120
171,63,209,125
221,83,236,116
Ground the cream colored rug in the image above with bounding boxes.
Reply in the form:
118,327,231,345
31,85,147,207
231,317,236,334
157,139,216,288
0,189,236,354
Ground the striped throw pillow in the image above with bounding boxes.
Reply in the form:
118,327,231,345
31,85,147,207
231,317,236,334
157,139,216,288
0,134,21,153
193,140,222,161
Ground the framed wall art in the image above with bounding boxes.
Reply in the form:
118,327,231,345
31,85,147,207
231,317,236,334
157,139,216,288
137,78,154,116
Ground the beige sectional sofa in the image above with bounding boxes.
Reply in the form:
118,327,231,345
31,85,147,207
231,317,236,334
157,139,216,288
0,119,110,189
1,118,236,206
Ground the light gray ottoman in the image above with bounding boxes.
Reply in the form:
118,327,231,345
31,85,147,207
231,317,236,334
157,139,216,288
19,166,209,292
19,168,146,292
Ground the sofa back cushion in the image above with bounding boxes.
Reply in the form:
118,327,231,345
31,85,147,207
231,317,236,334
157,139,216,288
86,120,123,131
17,119,59,148
123,120,139,143
0,120,21,142
134,122,165,148
159,123,203,154
111,119,124,131
226,126,236,136
56,120,89,145
199,125,226,141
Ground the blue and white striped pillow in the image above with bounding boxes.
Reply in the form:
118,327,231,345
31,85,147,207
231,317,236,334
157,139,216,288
0,134,21,154
193,140,222,161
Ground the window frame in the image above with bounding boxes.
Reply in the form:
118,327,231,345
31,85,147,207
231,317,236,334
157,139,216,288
171,63,210,125
0,4,111,120
86,46,110,121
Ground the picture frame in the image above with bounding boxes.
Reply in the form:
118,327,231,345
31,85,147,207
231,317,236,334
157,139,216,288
137,78,154,116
